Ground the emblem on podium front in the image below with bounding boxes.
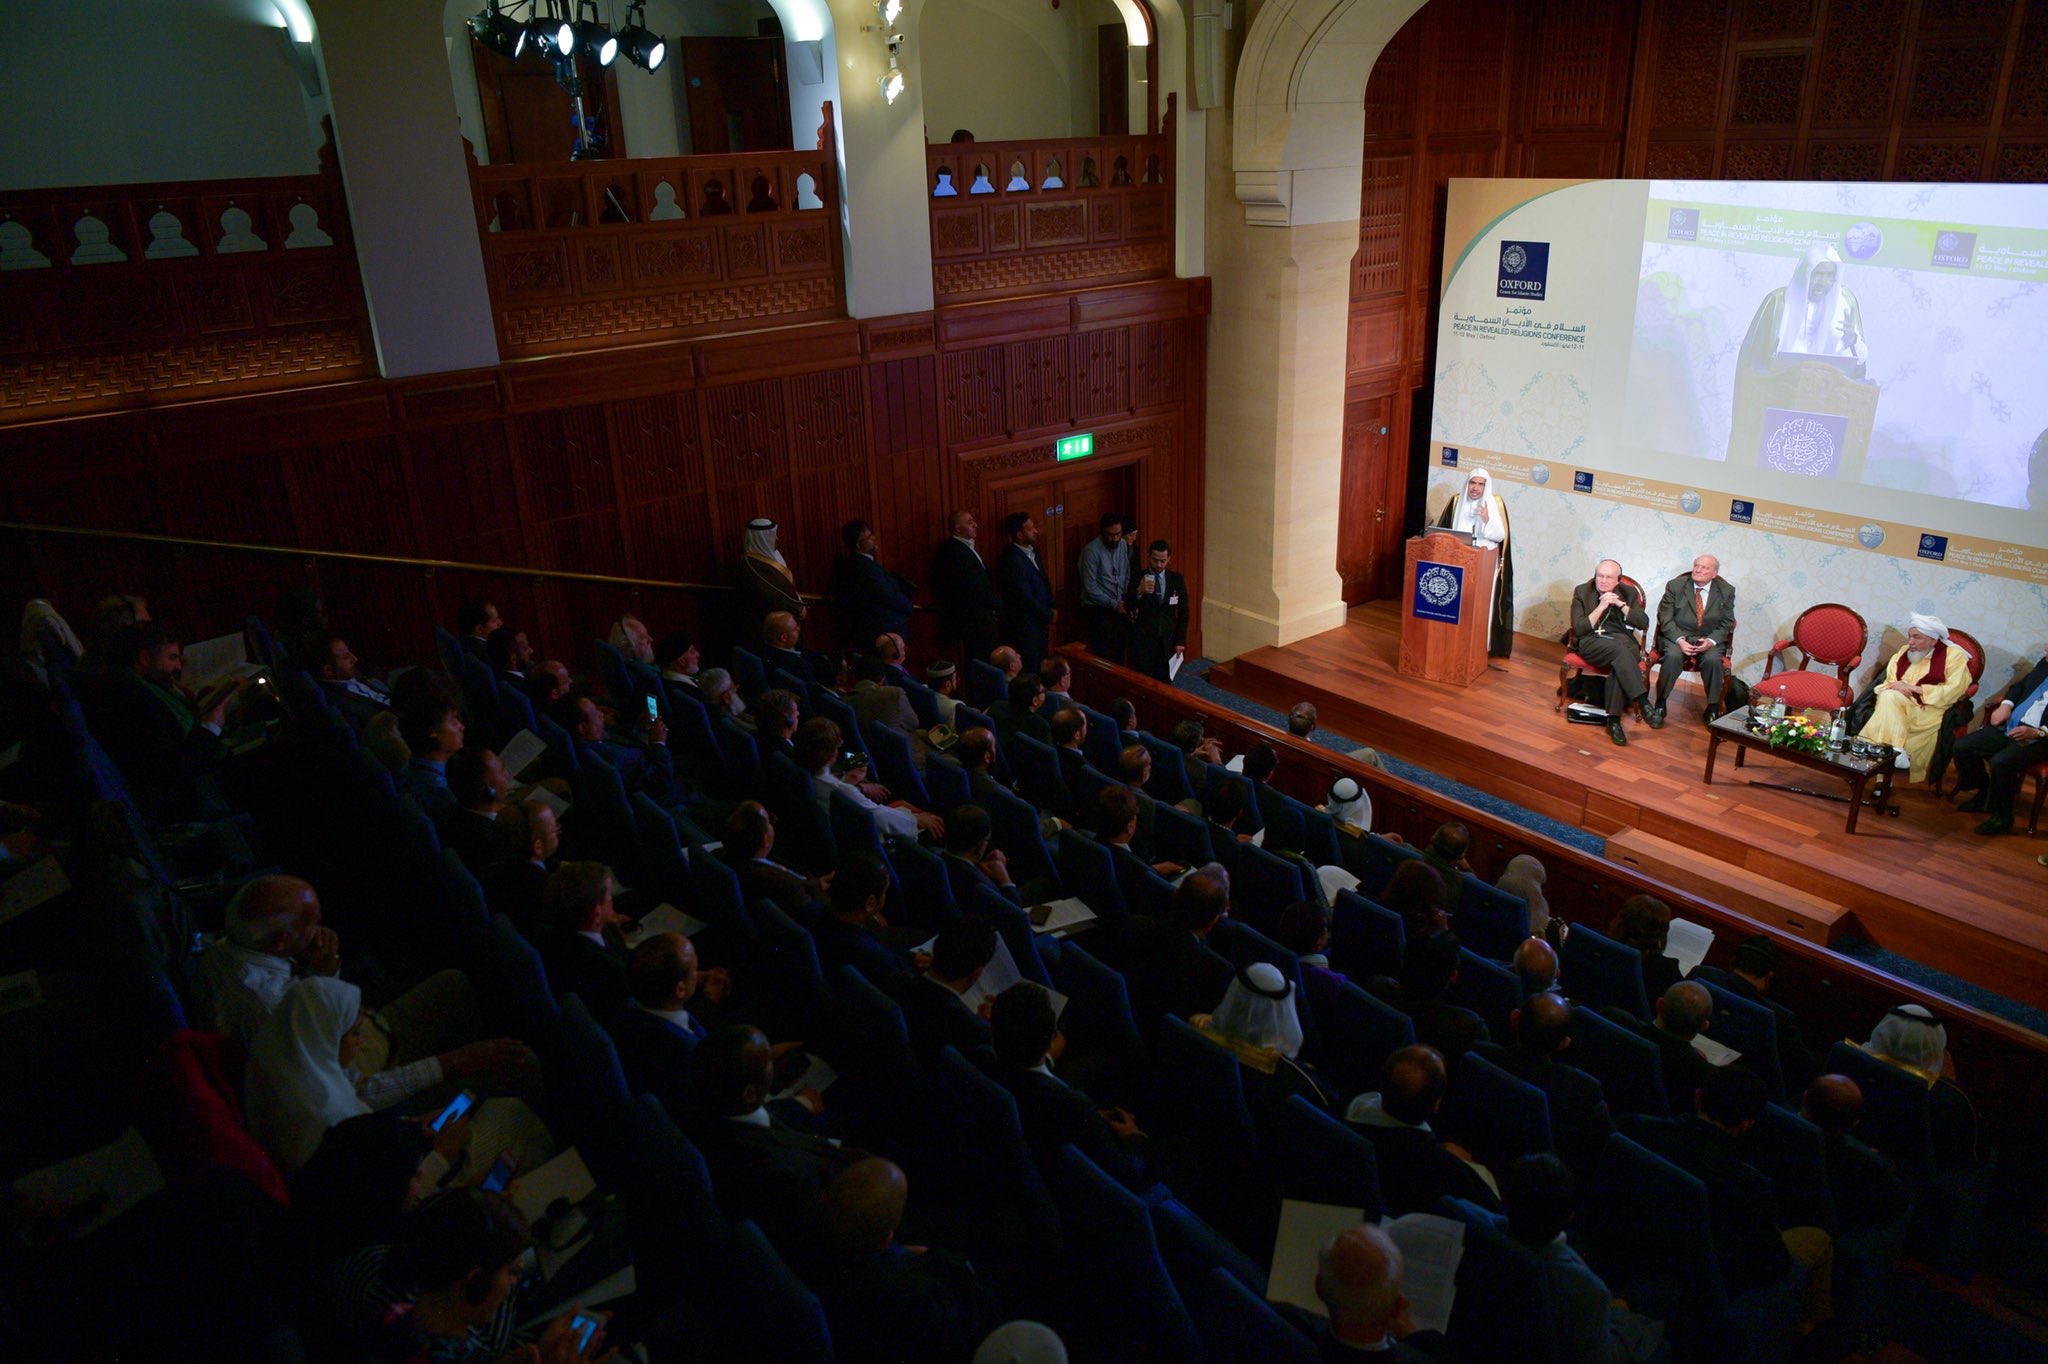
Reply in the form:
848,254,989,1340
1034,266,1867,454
1414,562,1465,624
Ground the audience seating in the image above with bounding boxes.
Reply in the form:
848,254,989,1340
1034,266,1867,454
923,751,972,817
1050,1145,1205,1362
1441,1048,1553,1166
1330,890,1405,981
1193,1266,1319,1364
1693,975,1786,1099
863,717,930,810
1267,1094,1384,1216
1560,922,1652,1021
1566,1004,1670,1118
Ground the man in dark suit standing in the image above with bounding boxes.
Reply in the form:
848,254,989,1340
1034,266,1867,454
993,512,1055,670
1127,539,1190,683
1570,559,1658,746
890,915,1000,1070
1652,554,1736,721
831,520,916,649
929,510,1003,664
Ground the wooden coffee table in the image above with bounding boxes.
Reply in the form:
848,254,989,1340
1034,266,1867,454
1703,706,1898,834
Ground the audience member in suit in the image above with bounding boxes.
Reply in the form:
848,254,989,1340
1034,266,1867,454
1634,981,1718,1118
942,804,1021,907
554,693,679,804
1121,870,1236,1032
692,1024,862,1259
655,631,702,697
395,693,463,820
742,688,804,766
1502,1154,1665,1364
1277,900,1355,1025
483,625,533,693
1802,1074,1913,1237
1091,785,1183,902
985,672,1052,748
304,634,391,731
477,800,559,936
1512,937,1560,997
1472,993,1615,1178
1046,705,1090,792
811,852,924,990
1382,861,1453,941
989,982,1147,1186
523,658,573,714
929,510,1003,664
1419,821,1472,900
1698,934,1820,1093
988,646,1024,688
1038,656,1077,715
890,914,999,1070
719,800,830,918
1194,961,1340,1114
847,653,926,767
811,1157,999,1364
84,621,235,821
831,520,917,648
1170,718,1226,801
1345,1045,1501,1215
454,599,500,662
1126,538,1189,683
1630,1066,1801,1299
441,746,509,868
532,860,631,1020
1951,649,2048,835
1200,777,1254,881
1285,1223,1451,1362
1115,743,1172,844
993,512,1055,670
1614,894,1684,1003
956,727,1010,807
762,610,836,689
1367,930,1489,1064
611,931,721,1119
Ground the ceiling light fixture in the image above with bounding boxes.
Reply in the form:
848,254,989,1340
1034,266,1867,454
572,0,618,66
618,2,665,70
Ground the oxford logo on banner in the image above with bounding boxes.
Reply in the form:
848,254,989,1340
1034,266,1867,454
1414,562,1465,624
1497,241,1550,300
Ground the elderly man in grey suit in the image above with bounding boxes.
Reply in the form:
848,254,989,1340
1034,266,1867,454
1653,554,1736,723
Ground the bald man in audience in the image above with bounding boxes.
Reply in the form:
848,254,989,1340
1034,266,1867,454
812,1158,998,1364
193,875,341,1044
1473,993,1614,1178
1635,980,1718,1116
1297,1224,1445,1361
1802,1074,1912,1237
1512,937,1559,996
1345,1044,1500,1215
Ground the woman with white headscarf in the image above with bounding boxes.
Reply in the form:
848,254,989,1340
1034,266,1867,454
246,976,552,1176
1495,853,1550,940
1860,1002,1981,1168
1855,614,1972,782
1431,467,1514,656
1193,962,1337,1111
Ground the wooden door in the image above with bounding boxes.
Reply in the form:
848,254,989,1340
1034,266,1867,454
471,40,625,162
680,37,794,152
1337,391,1408,603
986,459,1138,646
1096,25,1129,136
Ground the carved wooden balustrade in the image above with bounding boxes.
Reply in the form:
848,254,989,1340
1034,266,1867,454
0,130,372,422
469,105,845,359
926,97,1175,305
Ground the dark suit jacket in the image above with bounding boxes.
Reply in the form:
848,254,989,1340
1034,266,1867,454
892,974,997,1069
1127,568,1189,649
1654,574,1736,653
1345,1116,1501,1216
459,635,489,662
85,671,225,821
579,736,677,802
1366,978,1489,1063
812,915,916,991
764,643,835,689
444,808,498,871
610,1005,706,1121
535,924,632,1020
695,1112,860,1257
1002,1066,1143,1185
813,1243,999,1364
720,847,819,919
318,678,392,731
1636,1020,1716,1117
1569,578,1648,651
929,538,1002,646
985,699,1051,747
1472,1040,1615,1175
832,554,915,645
1821,1129,1912,1236
993,543,1054,655
1122,916,1235,1028
481,860,548,936
1630,1114,1792,1294
943,852,1019,908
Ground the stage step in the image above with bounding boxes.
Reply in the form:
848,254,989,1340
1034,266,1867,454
1606,828,1851,947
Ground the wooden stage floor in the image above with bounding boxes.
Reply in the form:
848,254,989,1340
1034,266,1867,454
1209,602,2048,1018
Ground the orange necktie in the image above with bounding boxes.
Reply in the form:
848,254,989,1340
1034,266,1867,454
1694,586,1705,627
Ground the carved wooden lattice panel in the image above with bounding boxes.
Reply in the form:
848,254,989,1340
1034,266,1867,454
703,379,791,488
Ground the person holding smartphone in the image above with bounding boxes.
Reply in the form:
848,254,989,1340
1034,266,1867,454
1652,554,1736,723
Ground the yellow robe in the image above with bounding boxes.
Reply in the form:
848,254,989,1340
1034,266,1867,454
1858,642,1970,782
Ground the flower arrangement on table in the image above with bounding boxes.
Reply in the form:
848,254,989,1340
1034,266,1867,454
1764,711,1829,754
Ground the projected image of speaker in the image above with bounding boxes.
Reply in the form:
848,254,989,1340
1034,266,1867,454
1726,245,1877,480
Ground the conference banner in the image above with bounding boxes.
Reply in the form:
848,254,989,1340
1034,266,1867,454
1432,178,2048,588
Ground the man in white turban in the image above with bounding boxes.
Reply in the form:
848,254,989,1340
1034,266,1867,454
1740,243,1868,376
1431,468,1514,656
1854,614,1971,783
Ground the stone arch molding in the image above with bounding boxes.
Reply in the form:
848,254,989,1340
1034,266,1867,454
1231,0,1424,226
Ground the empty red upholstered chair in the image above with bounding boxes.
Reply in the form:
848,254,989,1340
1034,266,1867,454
1755,603,1867,712
132,1029,288,1206
1554,574,1646,714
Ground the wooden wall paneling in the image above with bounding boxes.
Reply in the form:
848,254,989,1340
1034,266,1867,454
515,404,616,522
865,355,940,457
1005,337,1073,436
405,420,526,565
701,379,791,489
280,436,417,558
1130,319,1186,412
1071,327,1133,423
941,346,1008,448
785,367,867,472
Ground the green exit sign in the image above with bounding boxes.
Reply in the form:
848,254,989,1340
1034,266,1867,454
1055,432,1094,462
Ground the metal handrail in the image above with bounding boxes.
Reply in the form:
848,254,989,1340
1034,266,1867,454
0,519,824,602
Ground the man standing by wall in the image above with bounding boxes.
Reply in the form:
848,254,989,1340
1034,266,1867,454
1128,539,1188,683
1077,512,1131,663
994,512,1055,670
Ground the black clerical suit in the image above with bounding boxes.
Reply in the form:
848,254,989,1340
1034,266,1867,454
832,553,916,648
993,541,1055,670
1570,576,1651,716
1653,573,1737,711
929,537,1003,663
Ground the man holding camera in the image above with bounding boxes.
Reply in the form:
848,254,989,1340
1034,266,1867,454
1653,554,1736,723
1128,539,1188,684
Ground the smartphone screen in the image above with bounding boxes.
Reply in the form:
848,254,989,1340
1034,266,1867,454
429,1090,477,1133
479,1154,516,1192
569,1312,602,1352
643,694,659,720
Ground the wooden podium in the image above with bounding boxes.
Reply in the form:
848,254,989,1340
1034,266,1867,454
1397,532,1493,687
